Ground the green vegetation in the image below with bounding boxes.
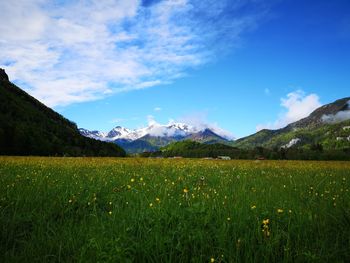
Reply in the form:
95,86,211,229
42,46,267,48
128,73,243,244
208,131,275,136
116,138,158,154
1,157,349,262
0,78,125,157
232,120,350,151
156,140,242,158
141,140,350,160
116,135,180,154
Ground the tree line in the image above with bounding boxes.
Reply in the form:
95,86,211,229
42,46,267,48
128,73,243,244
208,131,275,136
140,140,350,160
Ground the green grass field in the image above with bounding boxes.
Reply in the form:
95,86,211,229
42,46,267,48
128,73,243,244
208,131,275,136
0,157,349,262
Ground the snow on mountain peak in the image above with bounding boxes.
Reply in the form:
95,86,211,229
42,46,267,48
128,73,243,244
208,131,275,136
79,121,233,142
143,122,194,137
78,128,107,140
107,126,132,139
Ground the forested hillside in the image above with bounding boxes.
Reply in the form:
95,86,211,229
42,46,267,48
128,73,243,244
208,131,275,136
0,69,125,157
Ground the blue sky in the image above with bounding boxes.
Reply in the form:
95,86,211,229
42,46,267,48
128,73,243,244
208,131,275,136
1,0,350,138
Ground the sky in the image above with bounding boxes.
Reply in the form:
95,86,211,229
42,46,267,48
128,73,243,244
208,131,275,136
1,0,350,139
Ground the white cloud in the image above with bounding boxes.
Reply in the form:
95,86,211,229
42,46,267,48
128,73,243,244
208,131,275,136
147,115,157,126
322,111,350,123
322,100,350,123
264,88,270,95
154,107,162,112
256,90,322,131
177,112,235,140
0,0,270,107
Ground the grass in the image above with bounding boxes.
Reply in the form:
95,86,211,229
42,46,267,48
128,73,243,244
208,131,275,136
0,157,349,262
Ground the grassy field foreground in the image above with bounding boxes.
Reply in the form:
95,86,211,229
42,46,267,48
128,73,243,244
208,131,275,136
0,157,349,262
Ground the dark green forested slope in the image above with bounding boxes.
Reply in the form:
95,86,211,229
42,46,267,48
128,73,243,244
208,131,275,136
141,140,247,158
0,70,125,156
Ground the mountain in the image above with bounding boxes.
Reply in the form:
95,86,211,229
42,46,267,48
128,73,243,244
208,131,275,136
185,128,228,144
80,123,230,153
232,97,350,150
0,69,125,157
107,126,133,140
79,128,107,140
79,122,194,142
115,138,158,153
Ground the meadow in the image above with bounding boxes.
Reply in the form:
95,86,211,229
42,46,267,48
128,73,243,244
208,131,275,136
0,157,349,262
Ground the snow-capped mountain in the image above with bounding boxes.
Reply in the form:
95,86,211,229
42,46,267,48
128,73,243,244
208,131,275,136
79,128,107,140
79,122,197,142
106,126,133,140
79,122,233,153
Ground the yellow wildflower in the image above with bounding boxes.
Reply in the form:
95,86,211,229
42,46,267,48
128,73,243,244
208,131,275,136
277,209,283,213
261,218,270,238
210,258,215,263
251,205,256,209
183,188,189,193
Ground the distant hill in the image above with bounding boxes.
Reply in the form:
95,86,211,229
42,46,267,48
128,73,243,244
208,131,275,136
156,140,242,158
0,69,125,157
115,138,158,154
232,97,350,150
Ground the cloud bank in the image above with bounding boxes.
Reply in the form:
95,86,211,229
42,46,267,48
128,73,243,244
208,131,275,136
0,0,269,107
322,100,350,123
177,112,235,139
257,90,322,131
143,113,234,139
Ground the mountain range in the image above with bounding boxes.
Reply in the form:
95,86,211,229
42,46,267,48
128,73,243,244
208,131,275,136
80,96,350,154
79,123,230,153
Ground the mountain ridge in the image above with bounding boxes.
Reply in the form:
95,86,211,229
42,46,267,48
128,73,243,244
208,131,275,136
79,122,229,141
232,97,350,149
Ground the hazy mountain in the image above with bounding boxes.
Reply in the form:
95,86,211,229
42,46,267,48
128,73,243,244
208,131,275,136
232,97,350,150
0,69,125,157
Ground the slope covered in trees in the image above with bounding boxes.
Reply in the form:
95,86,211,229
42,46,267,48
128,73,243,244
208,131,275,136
0,70,125,157
141,140,350,160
